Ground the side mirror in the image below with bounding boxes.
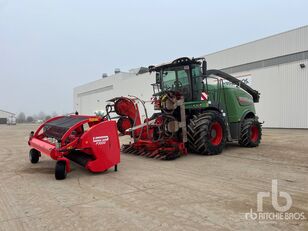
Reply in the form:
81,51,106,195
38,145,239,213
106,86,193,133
156,72,161,84
202,60,207,75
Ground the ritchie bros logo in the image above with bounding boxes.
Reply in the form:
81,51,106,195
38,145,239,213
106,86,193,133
245,179,306,222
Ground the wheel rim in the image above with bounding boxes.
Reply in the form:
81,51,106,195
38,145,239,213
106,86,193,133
250,125,259,142
210,122,223,145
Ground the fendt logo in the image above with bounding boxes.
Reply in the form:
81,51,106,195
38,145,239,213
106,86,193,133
245,179,306,222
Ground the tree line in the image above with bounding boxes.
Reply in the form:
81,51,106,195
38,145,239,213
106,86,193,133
16,112,58,123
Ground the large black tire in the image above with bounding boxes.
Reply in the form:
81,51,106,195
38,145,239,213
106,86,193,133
187,111,227,155
239,118,262,147
29,149,40,164
55,161,67,180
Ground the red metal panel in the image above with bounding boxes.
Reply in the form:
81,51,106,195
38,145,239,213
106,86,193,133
28,115,120,176
81,120,120,172
29,138,55,158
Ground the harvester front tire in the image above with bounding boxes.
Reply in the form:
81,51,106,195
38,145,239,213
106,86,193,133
188,111,227,155
55,161,67,180
29,149,40,164
239,118,262,147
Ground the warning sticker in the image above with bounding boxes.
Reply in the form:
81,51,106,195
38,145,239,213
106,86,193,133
93,136,109,145
201,92,208,101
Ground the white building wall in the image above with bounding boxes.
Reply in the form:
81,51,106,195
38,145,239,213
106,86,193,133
205,26,308,69
0,110,15,118
230,59,308,128
74,72,155,120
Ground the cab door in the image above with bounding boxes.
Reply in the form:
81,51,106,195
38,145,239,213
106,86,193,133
175,66,192,101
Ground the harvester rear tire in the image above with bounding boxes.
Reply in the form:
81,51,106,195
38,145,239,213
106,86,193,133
187,111,227,155
55,161,67,180
29,149,40,164
239,118,262,147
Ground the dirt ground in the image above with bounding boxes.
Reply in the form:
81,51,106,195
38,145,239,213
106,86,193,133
0,124,307,231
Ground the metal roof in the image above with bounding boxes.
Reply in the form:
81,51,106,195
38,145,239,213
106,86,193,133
0,109,16,116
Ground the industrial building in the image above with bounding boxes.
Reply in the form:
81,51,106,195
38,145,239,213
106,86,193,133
0,109,16,124
74,25,308,128
74,70,155,121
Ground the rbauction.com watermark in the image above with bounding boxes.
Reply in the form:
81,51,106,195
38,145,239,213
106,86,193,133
245,179,306,221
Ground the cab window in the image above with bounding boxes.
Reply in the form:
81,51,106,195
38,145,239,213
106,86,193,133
177,70,189,85
162,71,176,90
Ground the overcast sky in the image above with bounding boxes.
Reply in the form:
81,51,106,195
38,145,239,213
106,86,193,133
0,0,307,115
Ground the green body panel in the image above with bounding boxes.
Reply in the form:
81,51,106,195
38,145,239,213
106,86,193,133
184,100,208,109
206,84,256,123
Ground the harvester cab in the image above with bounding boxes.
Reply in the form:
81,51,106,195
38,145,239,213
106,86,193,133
150,57,204,102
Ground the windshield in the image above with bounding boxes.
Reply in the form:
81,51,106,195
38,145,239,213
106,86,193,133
161,66,190,91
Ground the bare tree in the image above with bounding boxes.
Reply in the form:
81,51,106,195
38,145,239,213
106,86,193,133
26,116,34,123
17,112,26,123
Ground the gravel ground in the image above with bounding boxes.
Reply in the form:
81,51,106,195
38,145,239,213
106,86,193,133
0,124,307,231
